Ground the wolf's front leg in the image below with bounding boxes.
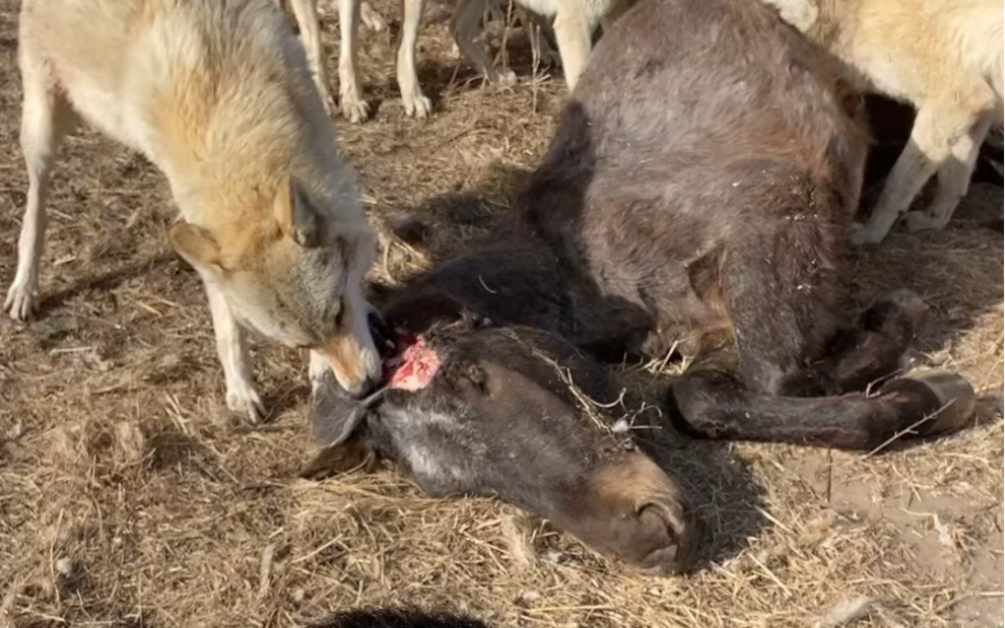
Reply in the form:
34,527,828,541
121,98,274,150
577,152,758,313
397,0,432,118
5,49,77,320
287,0,337,114
337,0,370,122
204,281,266,423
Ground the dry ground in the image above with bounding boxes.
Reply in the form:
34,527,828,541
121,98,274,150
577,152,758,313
0,1,1002,627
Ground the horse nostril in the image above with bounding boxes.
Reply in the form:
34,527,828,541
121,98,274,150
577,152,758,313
637,500,695,574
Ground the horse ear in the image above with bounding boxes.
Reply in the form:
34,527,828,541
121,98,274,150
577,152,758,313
301,370,377,480
309,368,370,448
299,436,378,480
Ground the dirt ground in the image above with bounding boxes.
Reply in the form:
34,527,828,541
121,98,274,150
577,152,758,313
0,1,1002,627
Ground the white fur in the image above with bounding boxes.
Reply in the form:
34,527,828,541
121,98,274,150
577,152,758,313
763,0,1004,243
450,0,631,91
284,0,432,122
8,0,379,421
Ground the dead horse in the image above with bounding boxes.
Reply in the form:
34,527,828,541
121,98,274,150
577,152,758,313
304,0,977,577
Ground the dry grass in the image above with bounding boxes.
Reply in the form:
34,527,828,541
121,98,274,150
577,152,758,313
0,1,1003,627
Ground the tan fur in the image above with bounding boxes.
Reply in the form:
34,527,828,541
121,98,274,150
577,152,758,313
591,453,687,528
579,452,692,572
7,0,383,421
763,0,1004,243
283,0,431,122
450,0,632,91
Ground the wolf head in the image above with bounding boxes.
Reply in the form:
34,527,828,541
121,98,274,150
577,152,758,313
169,175,382,397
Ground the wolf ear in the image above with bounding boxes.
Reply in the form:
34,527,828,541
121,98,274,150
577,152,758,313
169,221,222,273
275,175,322,248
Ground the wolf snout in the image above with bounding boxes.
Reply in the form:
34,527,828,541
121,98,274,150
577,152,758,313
318,336,382,399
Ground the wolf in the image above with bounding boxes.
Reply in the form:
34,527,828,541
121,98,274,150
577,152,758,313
283,0,432,122
762,0,1004,243
450,0,631,90
8,0,384,421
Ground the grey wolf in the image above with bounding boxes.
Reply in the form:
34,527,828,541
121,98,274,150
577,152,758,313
762,0,1004,243
450,0,631,90
8,0,383,421
283,0,431,122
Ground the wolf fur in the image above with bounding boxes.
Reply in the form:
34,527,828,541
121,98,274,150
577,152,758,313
762,0,1004,243
450,0,631,91
446,0,562,85
283,0,432,122
9,0,383,420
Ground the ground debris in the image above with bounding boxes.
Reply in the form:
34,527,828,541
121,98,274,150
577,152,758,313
815,596,872,628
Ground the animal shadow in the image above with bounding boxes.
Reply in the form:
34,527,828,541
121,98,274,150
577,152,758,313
147,430,223,479
637,429,767,567
36,251,179,318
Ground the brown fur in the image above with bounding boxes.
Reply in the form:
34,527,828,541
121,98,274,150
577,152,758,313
518,0,974,445
571,452,693,570
308,0,975,575
306,320,695,574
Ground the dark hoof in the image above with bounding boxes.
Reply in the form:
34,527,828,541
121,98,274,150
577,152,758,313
854,288,931,354
881,370,977,437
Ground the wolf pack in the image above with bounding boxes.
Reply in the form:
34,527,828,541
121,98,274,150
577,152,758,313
5,0,1003,625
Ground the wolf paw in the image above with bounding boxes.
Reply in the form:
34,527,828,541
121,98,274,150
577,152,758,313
903,210,944,232
315,82,337,117
4,278,40,321
226,381,266,424
402,91,432,119
490,69,518,86
361,3,387,32
339,87,370,124
849,221,889,246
